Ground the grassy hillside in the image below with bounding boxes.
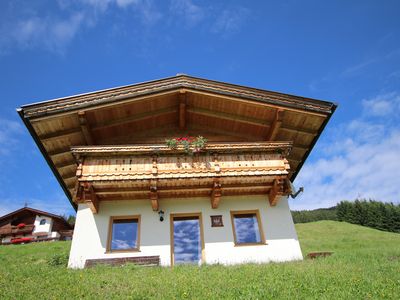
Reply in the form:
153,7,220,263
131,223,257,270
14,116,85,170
0,221,399,299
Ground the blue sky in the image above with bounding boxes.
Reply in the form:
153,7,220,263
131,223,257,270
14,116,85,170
0,0,399,216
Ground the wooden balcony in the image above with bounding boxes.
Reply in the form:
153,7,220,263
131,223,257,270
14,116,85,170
72,142,293,214
0,224,35,237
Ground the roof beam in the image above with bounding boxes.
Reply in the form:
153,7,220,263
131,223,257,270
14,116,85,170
187,107,271,127
150,181,158,211
83,183,99,214
188,124,259,141
39,127,81,142
54,161,76,169
48,147,72,157
266,109,284,141
280,125,318,136
179,91,186,129
211,180,222,209
78,111,94,145
292,144,308,151
268,179,280,206
63,171,76,181
91,106,177,132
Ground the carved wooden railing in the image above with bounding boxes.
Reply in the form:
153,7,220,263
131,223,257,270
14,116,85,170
71,142,293,214
0,224,35,237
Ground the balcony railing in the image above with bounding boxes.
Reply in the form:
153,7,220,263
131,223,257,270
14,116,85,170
0,224,35,237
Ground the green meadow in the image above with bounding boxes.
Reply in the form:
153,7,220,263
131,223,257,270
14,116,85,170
1,221,399,299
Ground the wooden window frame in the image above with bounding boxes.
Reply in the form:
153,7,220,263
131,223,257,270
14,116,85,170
170,212,205,266
230,210,266,246
106,215,141,253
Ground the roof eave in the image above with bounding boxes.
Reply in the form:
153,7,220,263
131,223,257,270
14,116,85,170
291,102,338,181
17,108,77,212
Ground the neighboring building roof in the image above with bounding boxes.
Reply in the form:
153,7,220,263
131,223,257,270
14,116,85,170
17,74,337,211
0,207,72,229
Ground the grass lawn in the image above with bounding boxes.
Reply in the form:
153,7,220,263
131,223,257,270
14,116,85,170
0,220,399,299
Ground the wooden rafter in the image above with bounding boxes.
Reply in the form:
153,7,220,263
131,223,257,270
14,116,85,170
292,144,308,151
63,171,76,181
78,111,94,145
150,158,159,211
266,109,284,141
150,182,159,211
48,147,72,158
188,124,258,141
91,106,177,132
211,179,222,209
187,107,271,127
83,183,99,214
279,125,318,136
179,91,186,129
54,161,76,169
39,127,81,142
94,182,277,195
268,179,280,206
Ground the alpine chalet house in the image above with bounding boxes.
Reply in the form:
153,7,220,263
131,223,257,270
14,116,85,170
18,75,336,268
0,207,73,245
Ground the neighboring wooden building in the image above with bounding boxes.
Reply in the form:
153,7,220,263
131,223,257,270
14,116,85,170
18,75,336,268
0,207,73,245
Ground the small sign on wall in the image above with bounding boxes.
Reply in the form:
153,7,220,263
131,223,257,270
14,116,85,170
210,215,223,227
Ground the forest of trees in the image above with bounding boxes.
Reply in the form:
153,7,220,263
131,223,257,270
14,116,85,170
291,207,337,223
336,200,400,233
292,200,400,234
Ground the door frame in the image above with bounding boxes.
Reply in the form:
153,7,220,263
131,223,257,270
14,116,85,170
170,212,205,266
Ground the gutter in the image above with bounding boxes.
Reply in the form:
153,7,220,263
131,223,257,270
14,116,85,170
16,108,77,211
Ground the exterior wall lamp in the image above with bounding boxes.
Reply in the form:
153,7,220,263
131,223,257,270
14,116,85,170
158,210,164,222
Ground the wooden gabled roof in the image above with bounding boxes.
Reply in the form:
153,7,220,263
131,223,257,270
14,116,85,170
0,207,72,228
18,75,337,210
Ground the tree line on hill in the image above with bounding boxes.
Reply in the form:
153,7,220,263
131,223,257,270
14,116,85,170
292,200,400,233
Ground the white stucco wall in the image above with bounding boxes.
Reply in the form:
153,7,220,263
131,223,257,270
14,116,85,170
33,215,53,235
68,196,303,269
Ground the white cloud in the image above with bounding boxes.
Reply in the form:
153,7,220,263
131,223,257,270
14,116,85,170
169,0,204,27
1,1,249,54
291,92,400,210
0,119,23,156
212,6,249,36
0,0,161,54
9,12,85,54
362,92,400,117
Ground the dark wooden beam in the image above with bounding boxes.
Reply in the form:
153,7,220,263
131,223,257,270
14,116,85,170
83,183,99,214
55,161,76,169
150,182,159,211
188,124,259,141
211,180,222,209
91,106,177,132
279,125,318,136
39,127,81,142
48,147,72,158
179,92,186,129
266,109,284,141
78,111,94,145
268,179,280,206
63,171,76,181
187,107,271,128
292,144,308,151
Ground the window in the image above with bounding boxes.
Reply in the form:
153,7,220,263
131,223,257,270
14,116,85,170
107,216,140,252
171,213,204,265
39,219,46,225
230,210,265,246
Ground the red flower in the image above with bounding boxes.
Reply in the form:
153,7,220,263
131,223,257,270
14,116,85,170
17,223,26,228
